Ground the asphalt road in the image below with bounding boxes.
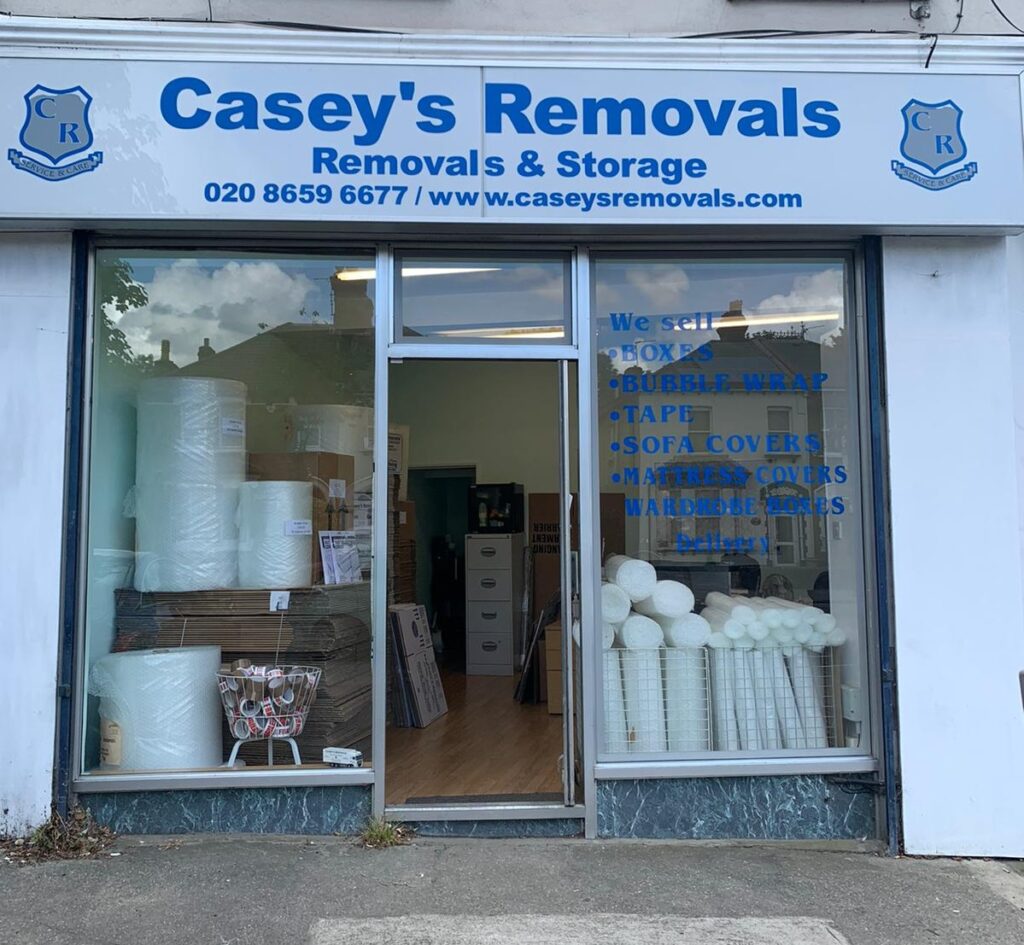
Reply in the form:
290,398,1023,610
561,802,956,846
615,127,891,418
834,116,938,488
2,836,1022,945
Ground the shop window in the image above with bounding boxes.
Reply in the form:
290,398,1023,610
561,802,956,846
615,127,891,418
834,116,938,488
395,253,572,342
689,406,712,453
80,250,376,777
596,257,868,760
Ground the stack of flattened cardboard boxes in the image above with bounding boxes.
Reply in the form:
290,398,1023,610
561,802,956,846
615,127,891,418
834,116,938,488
113,584,373,763
392,500,416,605
388,603,447,727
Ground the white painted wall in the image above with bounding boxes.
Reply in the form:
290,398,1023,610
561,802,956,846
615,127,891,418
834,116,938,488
884,236,1024,857
0,1,1011,37
0,232,72,835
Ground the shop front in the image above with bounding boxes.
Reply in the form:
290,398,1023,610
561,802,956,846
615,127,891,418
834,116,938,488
4,19,1024,847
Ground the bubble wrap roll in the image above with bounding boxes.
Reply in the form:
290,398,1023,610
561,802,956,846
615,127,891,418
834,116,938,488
88,646,223,771
134,377,247,592
238,481,313,589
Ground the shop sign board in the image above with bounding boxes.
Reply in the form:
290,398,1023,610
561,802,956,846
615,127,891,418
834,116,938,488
0,59,1021,227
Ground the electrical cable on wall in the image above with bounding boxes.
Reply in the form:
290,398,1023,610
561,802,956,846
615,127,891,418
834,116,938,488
991,0,1024,33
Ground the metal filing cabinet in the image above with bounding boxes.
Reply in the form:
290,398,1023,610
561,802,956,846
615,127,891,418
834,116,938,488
465,533,524,676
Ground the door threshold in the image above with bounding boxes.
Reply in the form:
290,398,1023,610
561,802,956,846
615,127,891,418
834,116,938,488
386,802,586,822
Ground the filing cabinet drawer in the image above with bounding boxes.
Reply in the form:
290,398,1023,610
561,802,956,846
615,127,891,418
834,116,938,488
466,536,512,571
466,630,513,671
465,568,511,601
466,600,514,635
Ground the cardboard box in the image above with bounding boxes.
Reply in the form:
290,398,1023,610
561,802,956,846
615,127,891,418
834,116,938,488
405,648,448,727
528,492,626,555
545,620,562,713
248,451,356,585
546,670,562,714
545,622,563,673
397,501,416,543
528,493,627,622
388,604,432,657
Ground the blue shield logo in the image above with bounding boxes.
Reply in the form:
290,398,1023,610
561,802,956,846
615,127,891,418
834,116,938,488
19,85,94,163
899,99,967,175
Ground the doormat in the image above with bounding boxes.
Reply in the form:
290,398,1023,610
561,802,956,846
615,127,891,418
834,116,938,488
403,792,563,805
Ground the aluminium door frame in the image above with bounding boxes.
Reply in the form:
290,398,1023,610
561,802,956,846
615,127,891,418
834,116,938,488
372,243,597,835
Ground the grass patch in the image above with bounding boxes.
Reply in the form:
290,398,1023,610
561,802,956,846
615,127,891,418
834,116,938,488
359,816,412,849
2,807,116,866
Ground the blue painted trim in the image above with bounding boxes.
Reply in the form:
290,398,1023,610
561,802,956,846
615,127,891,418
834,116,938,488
862,235,901,857
53,231,90,817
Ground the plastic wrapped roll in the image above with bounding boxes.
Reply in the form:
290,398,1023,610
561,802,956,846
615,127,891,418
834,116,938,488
238,481,313,589
134,377,247,592
618,615,666,752
658,612,712,648
663,647,709,751
708,634,740,751
634,580,695,619
784,645,829,748
732,642,761,750
749,646,782,750
603,649,629,753
288,404,374,492
601,582,631,624
88,646,223,770
605,555,657,603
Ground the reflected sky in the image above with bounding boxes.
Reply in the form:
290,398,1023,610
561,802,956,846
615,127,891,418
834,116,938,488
100,253,367,366
595,260,846,362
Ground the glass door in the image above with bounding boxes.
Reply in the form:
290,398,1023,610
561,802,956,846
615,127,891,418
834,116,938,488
378,248,585,818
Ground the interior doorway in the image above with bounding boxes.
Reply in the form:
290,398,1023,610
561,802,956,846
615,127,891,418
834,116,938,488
384,358,578,808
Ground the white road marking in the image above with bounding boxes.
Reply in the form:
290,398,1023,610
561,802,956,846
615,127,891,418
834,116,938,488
308,913,851,945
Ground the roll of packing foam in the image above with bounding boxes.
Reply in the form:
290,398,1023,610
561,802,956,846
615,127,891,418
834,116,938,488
664,647,709,751
732,644,761,750
659,612,712,649
749,647,782,750
610,557,658,603
288,404,374,492
621,647,667,752
705,592,757,626
708,638,740,751
88,646,223,770
237,481,313,589
601,582,631,624
603,649,629,753
770,647,806,749
634,580,695,620
602,621,616,650
134,377,247,592
784,645,829,748
618,614,664,649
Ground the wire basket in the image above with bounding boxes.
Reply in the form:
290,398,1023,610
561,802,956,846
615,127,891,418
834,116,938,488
217,665,321,742
604,645,839,755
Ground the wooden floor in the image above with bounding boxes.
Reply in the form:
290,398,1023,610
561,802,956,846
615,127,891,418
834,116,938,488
385,670,564,804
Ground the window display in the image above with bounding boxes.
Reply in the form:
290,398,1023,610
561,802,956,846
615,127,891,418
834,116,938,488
594,257,869,759
81,251,375,775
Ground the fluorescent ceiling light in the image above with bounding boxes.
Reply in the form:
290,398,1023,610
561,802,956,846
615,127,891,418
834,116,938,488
433,325,566,339
716,311,841,328
334,266,501,281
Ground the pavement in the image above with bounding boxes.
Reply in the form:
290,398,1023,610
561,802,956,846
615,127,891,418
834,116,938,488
2,835,1023,945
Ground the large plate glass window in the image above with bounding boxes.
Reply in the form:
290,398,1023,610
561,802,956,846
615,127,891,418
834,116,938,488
394,253,572,342
80,250,375,776
594,256,868,760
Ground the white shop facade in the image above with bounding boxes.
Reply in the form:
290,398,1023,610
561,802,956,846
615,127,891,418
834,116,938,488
4,18,1024,855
